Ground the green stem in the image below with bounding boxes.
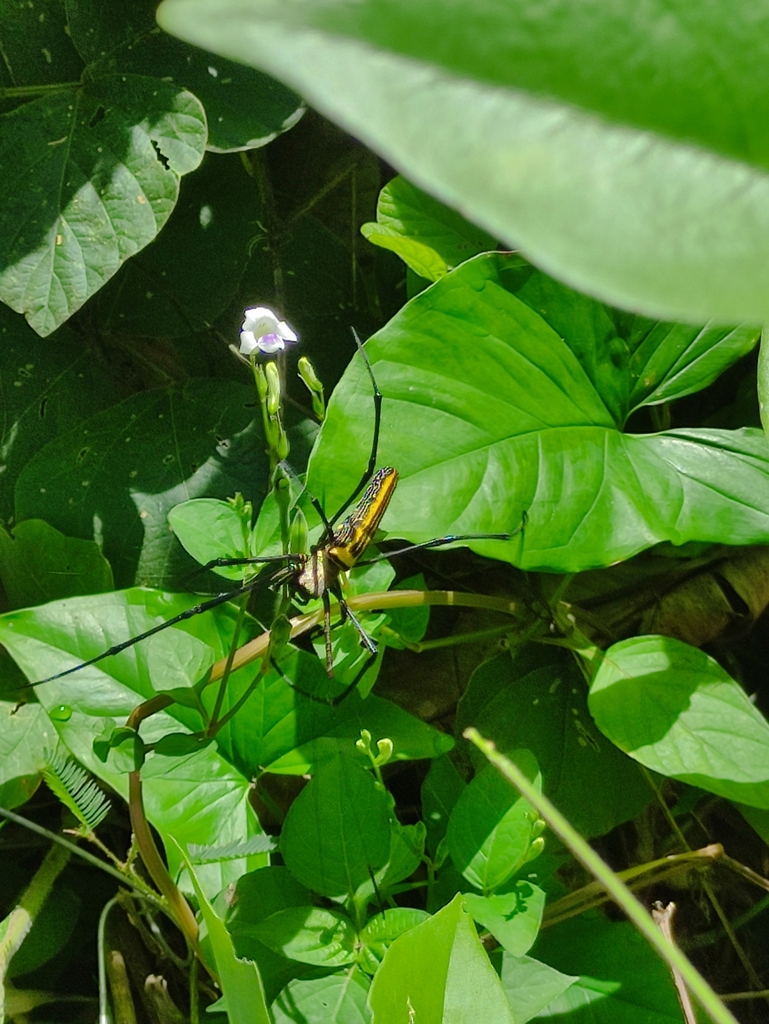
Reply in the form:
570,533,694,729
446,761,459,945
464,729,738,1024
127,772,202,964
208,593,250,733
0,806,158,901
209,589,525,681
0,842,70,989
0,81,81,98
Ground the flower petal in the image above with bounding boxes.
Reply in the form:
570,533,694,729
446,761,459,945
239,331,259,355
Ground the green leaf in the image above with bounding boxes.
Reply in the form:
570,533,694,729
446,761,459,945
361,176,496,282
533,915,681,1022
14,379,265,589
368,893,514,1024
160,0,769,323
0,520,113,609
0,701,57,810
255,906,357,967
67,0,302,153
358,907,431,973
42,751,111,832
496,952,578,1024
217,659,453,777
308,254,769,573
0,590,264,893
446,756,541,893
175,843,271,1024
759,333,769,441
0,306,118,525
188,835,276,863
273,970,372,1024
280,757,391,899
0,0,83,97
421,754,465,858
463,883,545,957
457,650,652,839
169,498,252,580
226,866,312,1003
0,75,206,335
589,635,769,808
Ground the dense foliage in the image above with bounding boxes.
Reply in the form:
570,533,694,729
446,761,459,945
1,2,769,1023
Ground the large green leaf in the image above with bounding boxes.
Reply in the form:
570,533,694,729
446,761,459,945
0,75,206,336
178,847,270,1024
160,0,769,323
309,254,768,573
447,757,541,893
589,635,769,808
0,590,264,892
218,656,454,777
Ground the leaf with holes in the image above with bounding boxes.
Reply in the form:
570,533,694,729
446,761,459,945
0,75,206,335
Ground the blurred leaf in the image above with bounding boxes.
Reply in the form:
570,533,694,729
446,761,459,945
5,880,81,979
161,0,769,323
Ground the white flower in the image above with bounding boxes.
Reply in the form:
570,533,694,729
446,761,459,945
239,306,298,356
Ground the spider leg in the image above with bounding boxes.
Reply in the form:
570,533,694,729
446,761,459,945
322,589,334,677
354,513,527,566
327,330,382,530
191,552,299,576
28,567,289,688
